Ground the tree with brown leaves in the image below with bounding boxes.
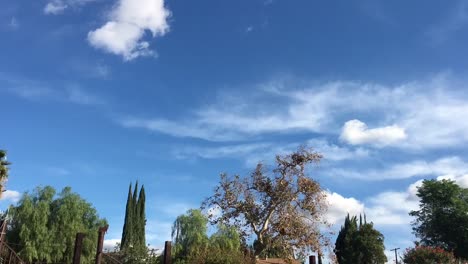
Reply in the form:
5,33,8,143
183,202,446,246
203,147,328,260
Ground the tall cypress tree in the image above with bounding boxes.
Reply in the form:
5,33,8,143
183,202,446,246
335,214,387,264
121,183,134,250
120,182,146,252
137,185,146,249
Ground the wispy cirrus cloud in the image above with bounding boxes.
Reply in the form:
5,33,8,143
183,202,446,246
0,73,105,106
328,156,468,181
426,0,468,45
173,139,368,167
118,73,468,150
44,0,97,15
88,0,171,60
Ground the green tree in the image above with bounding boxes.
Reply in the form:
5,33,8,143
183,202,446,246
335,214,358,264
203,147,327,259
7,186,107,263
403,246,457,264
171,209,253,264
334,214,387,264
121,182,146,255
136,185,146,249
120,182,147,264
409,179,468,259
0,150,11,196
172,209,209,262
121,183,134,250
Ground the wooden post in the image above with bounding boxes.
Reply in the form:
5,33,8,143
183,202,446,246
163,241,171,264
73,233,85,264
95,225,108,264
0,219,6,254
309,255,316,264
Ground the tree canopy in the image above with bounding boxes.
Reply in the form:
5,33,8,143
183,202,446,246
203,147,328,259
121,182,147,253
410,179,468,259
334,214,387,264
0,150,11,196
171,209,252,264
7,186,107,263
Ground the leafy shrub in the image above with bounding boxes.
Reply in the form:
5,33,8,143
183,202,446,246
403,246,457,264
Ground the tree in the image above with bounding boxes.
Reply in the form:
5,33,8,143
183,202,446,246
203,147,328,259
335,214,358,264
171,209,254,264
121,181,147,255
334,214,387,264
403,246,457,264
121,183,134,250
0,150,11,196
7,186,107,263
409,179,468,259
172,209,209,262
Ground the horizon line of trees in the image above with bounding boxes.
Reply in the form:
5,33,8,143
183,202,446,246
1,147,468,264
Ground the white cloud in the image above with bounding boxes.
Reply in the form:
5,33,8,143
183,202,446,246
172,139,367,167
340,119,407,147
44,0,95,15
325,192,365,225
437,173,468,188
44,1,68,14
118,74,468,149
329,156,468,180
88,0,171,60
103,239,120,252
1,190,21,203
0,73,105,106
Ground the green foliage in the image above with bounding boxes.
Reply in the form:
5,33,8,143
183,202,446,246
7,186,107,263
121,181,147,256
0,149,11,193
334,214,387,264
172,209,209,261
410,179,468,259
403,246,457,264
171,209,254,264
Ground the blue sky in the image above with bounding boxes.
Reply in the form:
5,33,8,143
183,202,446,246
2,0,468,262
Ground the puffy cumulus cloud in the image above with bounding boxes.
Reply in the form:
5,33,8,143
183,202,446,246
103,239,120,251
324,181,420,228
437,174,468,188
88,0,170,60
118,74,468,149
340,119,407,147
325,192,365,225
1,190,21,203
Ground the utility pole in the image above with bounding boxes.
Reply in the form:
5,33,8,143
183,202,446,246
391,248,400,264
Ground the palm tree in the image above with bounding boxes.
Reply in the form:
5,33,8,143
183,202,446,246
0,150,11,198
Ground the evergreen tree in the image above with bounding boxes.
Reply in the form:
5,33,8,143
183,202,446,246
120,181,146,255
121,183,134,250
137,185,146,249
335,214,386,264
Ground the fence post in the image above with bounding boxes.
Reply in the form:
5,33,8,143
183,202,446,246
95,225,109,264
163,241,171,264
73,233,85,264
309,255,316,264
